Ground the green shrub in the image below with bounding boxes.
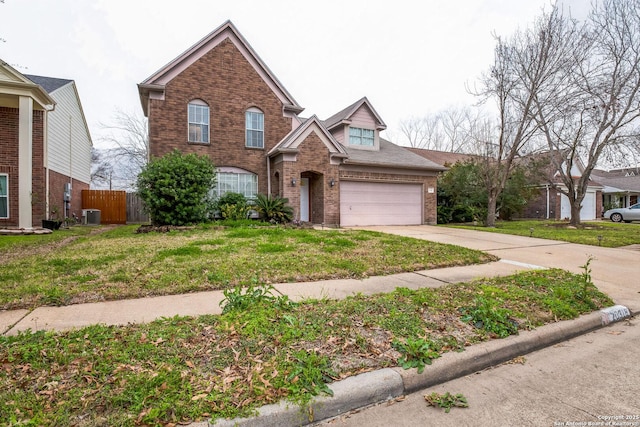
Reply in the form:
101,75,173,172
254,194,293,223
137,150,216,226
215,192,251,220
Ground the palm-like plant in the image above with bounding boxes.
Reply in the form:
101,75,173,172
254,194,293,224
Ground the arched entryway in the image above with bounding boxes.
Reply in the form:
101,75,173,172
300,171,324,223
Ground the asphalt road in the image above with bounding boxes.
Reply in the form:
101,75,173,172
317,316,640,427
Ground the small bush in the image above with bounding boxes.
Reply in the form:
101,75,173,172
254,194,293,223
215,192,251,220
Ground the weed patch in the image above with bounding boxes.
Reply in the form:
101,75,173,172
0,270,613,426
424,392,469,413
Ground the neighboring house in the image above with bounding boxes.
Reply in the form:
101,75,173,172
138,21,444,226
0,60,92,229
519,154,603,221
411,148,605,221
591,168,640,211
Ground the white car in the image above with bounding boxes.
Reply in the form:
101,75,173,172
603,203,640,223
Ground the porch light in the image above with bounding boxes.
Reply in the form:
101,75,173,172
291,178,297,186
330,179,335,187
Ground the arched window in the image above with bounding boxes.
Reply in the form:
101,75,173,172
188,99,210,143
214,167,258,199
245,107,264,148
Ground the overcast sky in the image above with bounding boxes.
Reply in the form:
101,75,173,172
1,0,588,149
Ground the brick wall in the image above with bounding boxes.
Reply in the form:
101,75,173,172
48,169,90,220
0,107,45,228
148,37,293,195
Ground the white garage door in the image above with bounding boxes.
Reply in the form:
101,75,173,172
560,191,596,220
340,181,423,226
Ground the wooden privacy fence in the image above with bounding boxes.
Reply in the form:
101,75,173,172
126,192,149,223
82,190,126,224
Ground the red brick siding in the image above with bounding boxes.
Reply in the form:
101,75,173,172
274,133,341,224
148,38,293,195
48,169,89,220
0,107,45,227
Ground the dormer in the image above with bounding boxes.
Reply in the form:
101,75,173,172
322,97,386,151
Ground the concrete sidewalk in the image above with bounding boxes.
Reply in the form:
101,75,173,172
1,260,527,335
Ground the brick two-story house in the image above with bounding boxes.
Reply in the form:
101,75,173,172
0,60,92,230
138,21,444,226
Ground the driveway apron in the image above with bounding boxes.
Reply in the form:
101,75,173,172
361,225,640,310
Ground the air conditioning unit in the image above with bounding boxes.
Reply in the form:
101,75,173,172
83,209,101,225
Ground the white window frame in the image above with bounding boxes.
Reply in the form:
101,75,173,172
215,171,258,199
188,100,210,143
245,108,264,149
0,174,8,219
349,127,375,147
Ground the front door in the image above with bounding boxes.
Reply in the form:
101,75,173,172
300,177,310,222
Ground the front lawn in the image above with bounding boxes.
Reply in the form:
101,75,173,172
447,220,640,247
0,224,495,310
0,269,613,426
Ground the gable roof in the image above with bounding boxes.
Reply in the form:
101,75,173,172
592,169,640,193
269,115,348,158
0,60,55,109
25,74,73,93
138,20,303,116
322,97,386,131
343,138,447,171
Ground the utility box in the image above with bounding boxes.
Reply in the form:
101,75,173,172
84,209,101,225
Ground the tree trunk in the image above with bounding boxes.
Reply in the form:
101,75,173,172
486,193,498,227
570,199,582,227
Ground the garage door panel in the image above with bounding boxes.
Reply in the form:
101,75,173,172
560,191,596,220
340,181,422,226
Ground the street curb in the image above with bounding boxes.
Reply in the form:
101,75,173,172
208,306,634,427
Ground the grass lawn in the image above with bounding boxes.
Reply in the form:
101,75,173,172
446,219,640,247
0,269,613,426
0,224,496,310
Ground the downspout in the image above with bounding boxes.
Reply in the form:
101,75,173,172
44,109,49,220
546,185,550,219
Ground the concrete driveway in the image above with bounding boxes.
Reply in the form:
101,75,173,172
361,225,640,310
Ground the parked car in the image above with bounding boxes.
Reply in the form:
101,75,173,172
603,203,640,223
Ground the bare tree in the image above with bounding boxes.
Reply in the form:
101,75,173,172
532,0,640,225
470,8,576,227
98,109,149,190
90,148,114,189
398,106,481,152
398,115,443,149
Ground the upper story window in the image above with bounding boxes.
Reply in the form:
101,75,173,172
349,127,375,147
245,108,264,148
188,100,210,143
0,174,8,219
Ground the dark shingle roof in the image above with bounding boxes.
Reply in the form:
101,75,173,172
407,148,478,167
592,169,640,192
24,74,72,93
342,139,447,171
